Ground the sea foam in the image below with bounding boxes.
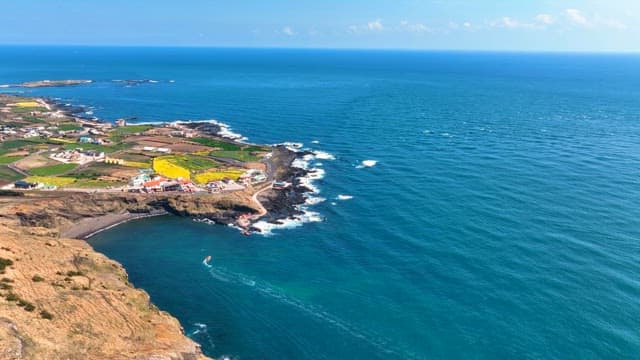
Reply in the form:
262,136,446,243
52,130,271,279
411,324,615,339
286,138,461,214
356,160,378,168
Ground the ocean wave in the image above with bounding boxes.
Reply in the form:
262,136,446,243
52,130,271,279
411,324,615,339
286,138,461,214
356,160,378,168
337,194,353,200
311,140,320,144
278,142,304,151
138,119,249,142
305,196,326,205
313,151,335,160
252,209,323,236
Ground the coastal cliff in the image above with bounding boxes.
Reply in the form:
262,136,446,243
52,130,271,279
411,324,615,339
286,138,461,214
0,192,240,359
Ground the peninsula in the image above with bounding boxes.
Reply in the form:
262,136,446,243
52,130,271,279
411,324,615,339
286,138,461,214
0,80,93,88
0,93,315,358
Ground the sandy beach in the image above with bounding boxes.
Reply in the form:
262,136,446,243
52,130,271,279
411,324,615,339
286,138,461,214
62,210,168,239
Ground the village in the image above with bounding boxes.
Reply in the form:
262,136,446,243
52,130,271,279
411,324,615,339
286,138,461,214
0,95,282,196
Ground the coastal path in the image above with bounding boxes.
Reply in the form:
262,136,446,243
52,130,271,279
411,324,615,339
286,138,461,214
250,181,274,220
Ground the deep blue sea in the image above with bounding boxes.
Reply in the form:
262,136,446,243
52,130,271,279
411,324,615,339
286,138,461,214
2,46,640,359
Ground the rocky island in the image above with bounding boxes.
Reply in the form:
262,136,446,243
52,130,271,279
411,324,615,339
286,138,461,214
0,93,319,358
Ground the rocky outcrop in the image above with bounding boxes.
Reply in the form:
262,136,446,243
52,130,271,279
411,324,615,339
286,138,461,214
2,191,260,236
0,224,210,360
0,193,229,359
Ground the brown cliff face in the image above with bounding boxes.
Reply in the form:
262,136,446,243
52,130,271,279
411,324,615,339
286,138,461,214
0,192,240,359
5,191,258,233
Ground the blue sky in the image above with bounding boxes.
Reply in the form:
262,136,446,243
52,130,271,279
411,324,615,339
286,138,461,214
1,0,638,51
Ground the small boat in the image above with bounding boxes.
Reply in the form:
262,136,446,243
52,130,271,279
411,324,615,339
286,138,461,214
202,255,212,268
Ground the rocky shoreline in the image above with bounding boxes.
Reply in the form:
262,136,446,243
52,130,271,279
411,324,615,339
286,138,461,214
0,91,326,358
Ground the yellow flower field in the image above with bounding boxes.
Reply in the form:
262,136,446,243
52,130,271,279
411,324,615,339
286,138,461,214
193,169,244,184
153,158,190,179
15,101,41,107
24,176,76,187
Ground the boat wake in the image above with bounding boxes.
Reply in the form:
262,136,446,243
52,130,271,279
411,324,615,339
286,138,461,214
205,266,417,359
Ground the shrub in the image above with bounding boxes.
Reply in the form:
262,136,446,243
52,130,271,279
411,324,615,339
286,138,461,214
0,283,12,290
32,275,45,282
5,292,18,301
66,270,84,277
0,258,13,272
17,299,33,308
40,310,53,320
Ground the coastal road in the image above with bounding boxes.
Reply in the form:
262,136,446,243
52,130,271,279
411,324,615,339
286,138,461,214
250,181,274,220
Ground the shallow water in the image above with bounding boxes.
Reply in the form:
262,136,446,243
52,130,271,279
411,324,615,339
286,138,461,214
3,47,640,359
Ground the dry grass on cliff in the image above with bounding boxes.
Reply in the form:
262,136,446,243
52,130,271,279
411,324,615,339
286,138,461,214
0,217,210,359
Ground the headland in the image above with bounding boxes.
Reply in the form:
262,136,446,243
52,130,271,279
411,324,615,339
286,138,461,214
0,90,320,358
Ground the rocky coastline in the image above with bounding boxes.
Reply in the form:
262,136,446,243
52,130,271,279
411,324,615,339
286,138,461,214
0,89,328,357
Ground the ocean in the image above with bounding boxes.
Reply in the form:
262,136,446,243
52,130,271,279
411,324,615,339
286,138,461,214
2,46,640,359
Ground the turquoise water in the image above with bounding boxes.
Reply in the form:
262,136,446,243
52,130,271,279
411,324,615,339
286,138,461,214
3,47,640,359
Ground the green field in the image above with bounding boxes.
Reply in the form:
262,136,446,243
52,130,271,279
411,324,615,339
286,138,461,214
111,125,153,136
10,106,46,114
68,162,128,180
0,155,24,165
62,142,131,153
164,154,218,171
58,123,83,131
191,137,241,151
72,179,127,188
0,139,44,155
0,166,23,182
29,163,78,176
21,116,46,124
210,150,261,162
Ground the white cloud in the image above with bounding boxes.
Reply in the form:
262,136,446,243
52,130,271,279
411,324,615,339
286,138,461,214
535,14,554,25
281,26,295,36
502,17,520,28
490,17,533,29
367,19,384,31
399,20,430,33
565,9,589,26
463,22,472,28
348,19,385,34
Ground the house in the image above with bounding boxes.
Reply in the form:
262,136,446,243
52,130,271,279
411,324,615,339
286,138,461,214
79,136,94,144
23,130,39,138
130,173,151,187
14,180,37,189
143,179,164,192
116,119,127,127
241,169,267,184
162,181,181,192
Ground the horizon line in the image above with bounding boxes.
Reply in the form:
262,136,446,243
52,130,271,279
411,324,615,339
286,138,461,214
0,43,639,55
